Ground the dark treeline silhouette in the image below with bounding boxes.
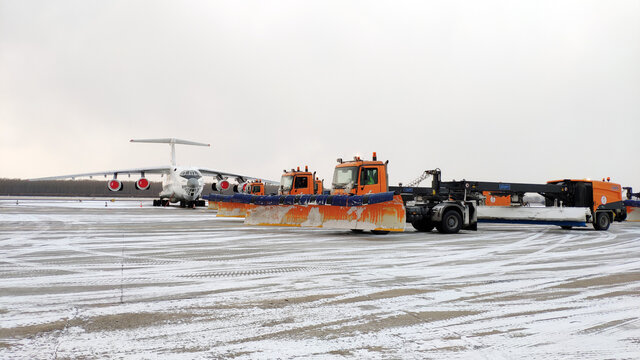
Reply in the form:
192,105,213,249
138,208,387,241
0,178,199,197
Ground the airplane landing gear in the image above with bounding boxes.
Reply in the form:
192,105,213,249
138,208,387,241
153,199,171,206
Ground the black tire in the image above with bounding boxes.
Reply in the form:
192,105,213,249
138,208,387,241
153,199,159,207
593,212,610,231
412,219,434,232
179,200,186,208
371,230,390,235
439,210,462,234
560,225,572,230
350,229,364,233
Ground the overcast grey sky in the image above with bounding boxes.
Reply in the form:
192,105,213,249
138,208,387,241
1,0,639,187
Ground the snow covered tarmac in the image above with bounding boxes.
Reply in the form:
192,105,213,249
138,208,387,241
1,199,639,359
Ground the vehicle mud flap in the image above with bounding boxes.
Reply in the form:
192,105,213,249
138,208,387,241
245,194,406,232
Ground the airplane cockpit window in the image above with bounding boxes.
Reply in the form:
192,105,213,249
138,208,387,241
179,170,202,179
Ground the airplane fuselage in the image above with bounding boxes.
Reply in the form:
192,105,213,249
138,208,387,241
159,166,205,203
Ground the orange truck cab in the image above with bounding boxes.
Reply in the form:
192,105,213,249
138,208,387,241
246,180,265,196
279,166,324,195
331,152,389,195
546,178,626,230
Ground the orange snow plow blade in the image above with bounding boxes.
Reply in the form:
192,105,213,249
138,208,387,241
245,193,406,232
208,194,255,218
216,202,253,218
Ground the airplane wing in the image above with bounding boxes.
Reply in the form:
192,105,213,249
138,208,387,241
197,168,279,185
30,166,171,181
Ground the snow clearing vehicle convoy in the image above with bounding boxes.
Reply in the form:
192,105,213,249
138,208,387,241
205,152,628,233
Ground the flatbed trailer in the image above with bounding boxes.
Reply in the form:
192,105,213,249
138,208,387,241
430,177,626,230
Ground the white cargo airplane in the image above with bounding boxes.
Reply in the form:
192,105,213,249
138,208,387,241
31,138,260,208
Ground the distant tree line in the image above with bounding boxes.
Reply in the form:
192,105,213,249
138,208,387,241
0,178,207,197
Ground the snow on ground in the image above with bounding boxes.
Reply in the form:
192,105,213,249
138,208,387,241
0,199,639,359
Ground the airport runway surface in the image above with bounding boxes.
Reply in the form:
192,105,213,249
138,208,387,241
1,199,639,359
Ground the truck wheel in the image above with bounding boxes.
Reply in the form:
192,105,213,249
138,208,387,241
560,226,572,230
412,219,434,232
593,212,610,231
371,230,390,235
439,210,462,234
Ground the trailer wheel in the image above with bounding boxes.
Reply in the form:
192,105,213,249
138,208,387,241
371,230,390,235
593,212,610,231
412,219,434,232
439,210,462,234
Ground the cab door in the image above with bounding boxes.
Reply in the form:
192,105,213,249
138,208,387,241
292,175,310,194
358,166,382,194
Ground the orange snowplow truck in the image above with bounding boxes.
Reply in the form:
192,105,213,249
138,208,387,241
279,166,324,195
214,179,265,216
245,179,266,196
244,153,479,234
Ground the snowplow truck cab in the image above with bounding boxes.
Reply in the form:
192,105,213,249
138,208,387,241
546,179,626,230
279,166,323,195
332,153,389,195
247,180,265,196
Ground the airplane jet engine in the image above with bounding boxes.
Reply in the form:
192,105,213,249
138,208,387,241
213,179,231,192
135,178,150,190
236,182,249,193
108,179,123,191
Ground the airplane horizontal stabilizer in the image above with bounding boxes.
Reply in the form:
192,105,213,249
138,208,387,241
130,138,210,147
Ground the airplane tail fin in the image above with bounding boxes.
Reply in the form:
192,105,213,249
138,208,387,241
130,138,210,166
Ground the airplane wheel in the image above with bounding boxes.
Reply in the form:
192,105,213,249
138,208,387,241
179,200,186,208
162,200,170,206
153,200,159,206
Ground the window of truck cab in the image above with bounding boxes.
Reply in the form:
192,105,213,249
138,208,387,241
294,176,308,189
280,175,294,190
332,166,358,189
359,167,378,185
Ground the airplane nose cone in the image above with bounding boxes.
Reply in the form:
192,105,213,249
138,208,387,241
187,178,199,188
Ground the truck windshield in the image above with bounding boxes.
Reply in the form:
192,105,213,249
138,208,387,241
332,166,358,189
280,175,294,191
